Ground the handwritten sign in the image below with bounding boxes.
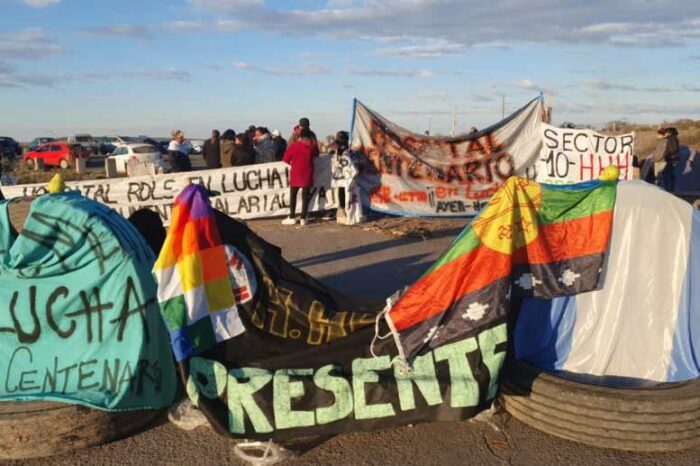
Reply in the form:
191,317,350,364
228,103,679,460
0,192,177,410
536,125,634,184
1,158,345,225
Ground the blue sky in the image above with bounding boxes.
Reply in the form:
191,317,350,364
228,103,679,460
1,0,699,141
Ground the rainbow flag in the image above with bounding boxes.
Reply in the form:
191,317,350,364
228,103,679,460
154,184,257,361
386,177,617,363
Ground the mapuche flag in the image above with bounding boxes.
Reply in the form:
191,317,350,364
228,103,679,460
385,176,617,363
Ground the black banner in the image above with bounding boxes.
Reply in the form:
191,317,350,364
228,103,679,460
179,212,508,440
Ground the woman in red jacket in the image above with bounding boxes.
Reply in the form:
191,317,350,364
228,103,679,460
282,128,319,226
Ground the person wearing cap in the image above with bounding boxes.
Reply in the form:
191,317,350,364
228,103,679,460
290,118,318,148
271,129,287,161
282,127,319,226
167,130,192,172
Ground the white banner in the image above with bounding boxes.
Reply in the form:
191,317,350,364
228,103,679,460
536,124,634,184
352,97,545,216
1,158,347,225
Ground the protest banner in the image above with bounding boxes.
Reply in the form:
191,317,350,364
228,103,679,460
350,97,545,216
535,124,634,184
155,181,616,441
1,157,346,225
0,192,177,410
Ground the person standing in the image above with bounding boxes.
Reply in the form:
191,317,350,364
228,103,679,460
330,131,350,221
282,128,318,226
202,129,221,169
254,127,276,164
220,129,236,168
167,130,192,172
651,127,680,192
271,129,287,161
231,133,256,166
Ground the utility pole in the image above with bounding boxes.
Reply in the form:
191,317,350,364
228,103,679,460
502,95,506,119
450,106,456,136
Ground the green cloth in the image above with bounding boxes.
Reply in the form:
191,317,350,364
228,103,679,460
0,192,177,411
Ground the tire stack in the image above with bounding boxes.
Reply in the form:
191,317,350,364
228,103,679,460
500,359,700,452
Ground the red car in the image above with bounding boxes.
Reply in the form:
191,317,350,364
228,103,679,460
23,142,88,169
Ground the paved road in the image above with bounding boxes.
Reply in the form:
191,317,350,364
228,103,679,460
5,218,699,465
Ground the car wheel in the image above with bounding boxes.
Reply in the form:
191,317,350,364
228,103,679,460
59,159,69,169
499,359,700,452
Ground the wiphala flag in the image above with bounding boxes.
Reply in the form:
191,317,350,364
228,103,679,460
155,179,616,441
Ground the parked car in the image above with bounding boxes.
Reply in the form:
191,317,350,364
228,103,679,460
107,143,164,174
0,137,22,159
22,142,87,169
67,134,98,155
189,139,204,155
28,137,57,152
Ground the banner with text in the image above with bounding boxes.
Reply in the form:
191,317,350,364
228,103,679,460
0,192,177,410
351,97,544,216
535,124,634,184
157,188,507,440
1,158,344,225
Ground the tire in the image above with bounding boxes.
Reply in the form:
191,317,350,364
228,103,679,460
59,158,69,169
0,401,161,460
499,359,700,452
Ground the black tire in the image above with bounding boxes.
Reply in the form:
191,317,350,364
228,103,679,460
499,359,700,452
0,401,161,460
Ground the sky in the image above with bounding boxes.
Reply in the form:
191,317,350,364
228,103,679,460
1,0,699,141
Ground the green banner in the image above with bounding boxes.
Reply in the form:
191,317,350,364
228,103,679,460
0,193,177,411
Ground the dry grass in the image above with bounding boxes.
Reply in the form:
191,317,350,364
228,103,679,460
602,119,700,157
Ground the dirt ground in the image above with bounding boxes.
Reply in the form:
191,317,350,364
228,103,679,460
4,217,700,466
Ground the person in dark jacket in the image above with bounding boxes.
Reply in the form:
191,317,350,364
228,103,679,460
282,128,319,226
220,129,236,168
202,129,221,169
652,127,680,192
231,133,256,166
271,129,287,161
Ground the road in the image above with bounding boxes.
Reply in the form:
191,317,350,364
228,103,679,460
4,217,699,466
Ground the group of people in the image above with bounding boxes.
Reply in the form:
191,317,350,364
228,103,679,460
166,118,332,226
639,126,692,193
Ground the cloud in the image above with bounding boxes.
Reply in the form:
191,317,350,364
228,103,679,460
518,79,539,91
183,1,700,49
587,80,675,93
84,24,151,39
22,0,60,7
0,63,192,89
0,28,61,60
135,69,192,82
414,90,449,101
233,61,331,76
163,21,206,31
376,39,465,59
350,67,434,78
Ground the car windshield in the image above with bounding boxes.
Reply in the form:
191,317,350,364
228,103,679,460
75,136,93,142
132,146,156,154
